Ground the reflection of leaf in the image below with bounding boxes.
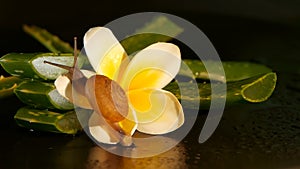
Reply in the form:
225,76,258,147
23,24,74,53
164,72,277,109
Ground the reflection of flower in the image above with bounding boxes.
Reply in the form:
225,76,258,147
56,27,184,144
86,136,187,167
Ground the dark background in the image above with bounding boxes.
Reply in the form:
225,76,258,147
2,0,300,55
1,0,300,169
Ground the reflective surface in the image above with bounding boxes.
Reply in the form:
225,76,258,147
1,4,300,169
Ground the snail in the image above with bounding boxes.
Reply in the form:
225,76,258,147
44,37,132,145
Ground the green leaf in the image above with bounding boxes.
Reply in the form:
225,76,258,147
121,16,183,55
181,59,272,82
14,80,74,110
164,72,277,109
14,107,81,134
241,72,277,102
0,76,22,98
23,25,74,53
23,16,183,56
0,53,84,80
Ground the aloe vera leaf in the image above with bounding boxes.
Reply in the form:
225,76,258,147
164,72,277,109
0,53,83,80
14,80,74,110
23,25,74,53
121,16,183,55
23,16,182,56
165,82,226,110
0,76,23,98
241,72,277,102
181,60,272,82
14,107,81,134
0,53,37,78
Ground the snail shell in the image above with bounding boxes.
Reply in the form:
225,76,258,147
85,75,129,123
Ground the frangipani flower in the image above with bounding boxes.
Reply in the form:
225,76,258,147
55,27,184,145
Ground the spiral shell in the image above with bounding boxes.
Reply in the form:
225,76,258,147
85,75,129,123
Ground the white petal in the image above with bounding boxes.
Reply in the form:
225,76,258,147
54,75,70,100
83,27,127,79
54,75,92,109
120,42,181,90
137,90,184,135
81,69,96,78
88,112,120,144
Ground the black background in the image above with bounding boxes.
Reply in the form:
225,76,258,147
2,0,300,55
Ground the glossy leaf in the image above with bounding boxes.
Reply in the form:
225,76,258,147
0,76,22,98
14,80,74,110
181,59,272,82
0,53,83,80
14,107,81,134
164,72,277,109
241,72,277,102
